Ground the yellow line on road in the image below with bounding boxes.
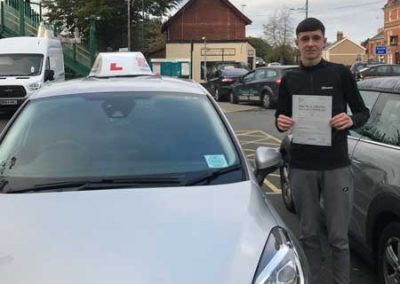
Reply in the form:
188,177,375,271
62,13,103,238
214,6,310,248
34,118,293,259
240,137,277,146
259,130,282,143
264,178,281,192
236,130,262,136
242,148,256,152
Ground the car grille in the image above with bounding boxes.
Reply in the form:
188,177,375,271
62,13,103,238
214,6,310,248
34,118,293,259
0,86,27,98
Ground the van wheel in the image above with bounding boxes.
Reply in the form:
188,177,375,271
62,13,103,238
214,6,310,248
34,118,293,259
230,91,238,104
262,92,272,109
280,163,296,214
378,222,400,284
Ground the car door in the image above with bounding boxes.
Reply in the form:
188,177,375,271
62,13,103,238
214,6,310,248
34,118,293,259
235,71,255,96
251,69,268,97
349,91,400,245
391,65,400,76
376,65,391,76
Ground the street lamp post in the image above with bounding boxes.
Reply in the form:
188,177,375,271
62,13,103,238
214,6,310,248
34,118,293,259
290,0,309,19
305,0,308,18
202,36,207,81
127,0,131,51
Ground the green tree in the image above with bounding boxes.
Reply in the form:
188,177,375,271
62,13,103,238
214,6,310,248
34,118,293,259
42,0,181,52
246,37,272,60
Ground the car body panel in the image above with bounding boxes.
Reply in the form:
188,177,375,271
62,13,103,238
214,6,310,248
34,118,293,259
0,181,279,284
359,64,400,80
232,66,298,106
0,75,310,283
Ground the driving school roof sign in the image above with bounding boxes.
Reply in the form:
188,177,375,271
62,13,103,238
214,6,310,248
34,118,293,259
89,52,153,77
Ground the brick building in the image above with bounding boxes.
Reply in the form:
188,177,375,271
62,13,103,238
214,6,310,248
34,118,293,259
366,29,385,63
152,0,255,82
323,31,366,66
384,0,400,63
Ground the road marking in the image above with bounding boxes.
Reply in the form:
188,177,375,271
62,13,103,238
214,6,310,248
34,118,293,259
236,130,262,136
264,178,281,192
259,130,282,143
242,148,256,152
265,192,282,195
240,137,278,146
234,129,283,193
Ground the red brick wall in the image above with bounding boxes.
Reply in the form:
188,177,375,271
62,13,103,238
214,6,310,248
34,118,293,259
166,0,247,41
384,2,400,63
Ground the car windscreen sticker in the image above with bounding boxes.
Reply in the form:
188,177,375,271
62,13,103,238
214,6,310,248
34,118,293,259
204,155,228,168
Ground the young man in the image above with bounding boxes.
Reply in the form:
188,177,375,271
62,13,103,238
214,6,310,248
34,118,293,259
275,18,370,284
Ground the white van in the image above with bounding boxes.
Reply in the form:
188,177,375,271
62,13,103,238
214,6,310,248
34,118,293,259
0,36,64,110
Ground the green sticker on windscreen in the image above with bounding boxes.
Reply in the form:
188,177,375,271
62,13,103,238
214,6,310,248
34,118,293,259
204,155,228,168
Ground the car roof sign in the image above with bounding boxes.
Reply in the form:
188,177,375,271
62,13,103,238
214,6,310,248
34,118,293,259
89,52,153,77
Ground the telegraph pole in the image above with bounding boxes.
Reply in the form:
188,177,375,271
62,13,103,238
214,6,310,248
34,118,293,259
305,0,308,18
127,0,134,51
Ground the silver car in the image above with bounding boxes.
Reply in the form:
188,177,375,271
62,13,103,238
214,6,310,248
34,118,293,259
0,76,309,284
280,76,400,284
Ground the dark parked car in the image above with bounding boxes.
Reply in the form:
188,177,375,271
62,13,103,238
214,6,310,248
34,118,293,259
279,76,400,284
230,65,298,109
207,68,249,101
359,64,400,80
350,62,368,80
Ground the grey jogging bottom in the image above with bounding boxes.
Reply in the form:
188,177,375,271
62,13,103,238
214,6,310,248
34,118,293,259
289,166,353,284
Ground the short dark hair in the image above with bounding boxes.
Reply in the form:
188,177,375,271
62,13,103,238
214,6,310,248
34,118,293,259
296,17,325,36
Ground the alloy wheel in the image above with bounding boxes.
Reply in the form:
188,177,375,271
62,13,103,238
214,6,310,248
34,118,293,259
383,237,400,283
262,93,271,109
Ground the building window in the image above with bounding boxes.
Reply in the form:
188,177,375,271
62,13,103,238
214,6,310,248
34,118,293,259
390,36,398,46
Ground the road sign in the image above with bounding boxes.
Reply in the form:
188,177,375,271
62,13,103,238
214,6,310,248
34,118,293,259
376,45,387,55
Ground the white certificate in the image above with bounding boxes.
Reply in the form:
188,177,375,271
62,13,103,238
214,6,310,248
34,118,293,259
292,95,332,146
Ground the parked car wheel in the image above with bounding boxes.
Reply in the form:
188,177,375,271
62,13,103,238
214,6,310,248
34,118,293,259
262,92,272,109
230,91,238,104
280,163,296,214
378,222,400,284
215,88,224,102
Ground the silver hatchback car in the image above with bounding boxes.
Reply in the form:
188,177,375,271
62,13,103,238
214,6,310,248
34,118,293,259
280,76,400,284
0,76,309,284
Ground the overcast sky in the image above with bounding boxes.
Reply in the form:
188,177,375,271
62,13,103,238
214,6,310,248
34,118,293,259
174,0,386,44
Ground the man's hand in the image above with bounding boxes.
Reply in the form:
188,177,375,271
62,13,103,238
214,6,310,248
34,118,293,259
277,114,295,132
330,112,353,130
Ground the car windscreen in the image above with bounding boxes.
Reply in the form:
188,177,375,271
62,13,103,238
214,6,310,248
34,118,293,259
0,54,44,76
0,92,241,184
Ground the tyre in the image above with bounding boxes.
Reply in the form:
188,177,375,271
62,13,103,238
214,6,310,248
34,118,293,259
230,91,238,104
215,88,223,102
280,163,296,214
262,92,272,109
378,222,400,284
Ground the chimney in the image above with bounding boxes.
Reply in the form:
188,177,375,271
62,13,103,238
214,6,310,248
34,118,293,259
337,31,344,41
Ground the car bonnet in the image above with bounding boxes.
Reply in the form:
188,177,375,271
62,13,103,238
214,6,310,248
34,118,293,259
0,181,277,284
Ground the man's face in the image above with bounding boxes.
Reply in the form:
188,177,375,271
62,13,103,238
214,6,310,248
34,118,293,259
295,30,327,61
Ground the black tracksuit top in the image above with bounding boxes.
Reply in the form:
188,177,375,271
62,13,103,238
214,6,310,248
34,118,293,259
275,59,370,170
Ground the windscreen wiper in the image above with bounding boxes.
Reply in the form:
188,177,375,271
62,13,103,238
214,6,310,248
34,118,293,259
184,164,242,186
4,177,184,194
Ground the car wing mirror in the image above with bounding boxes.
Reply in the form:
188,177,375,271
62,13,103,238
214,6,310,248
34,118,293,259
254,146,283,186
45,69,55,82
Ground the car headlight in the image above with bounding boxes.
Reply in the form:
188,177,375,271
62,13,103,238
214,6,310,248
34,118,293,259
28,82,42,91
253,226,307,284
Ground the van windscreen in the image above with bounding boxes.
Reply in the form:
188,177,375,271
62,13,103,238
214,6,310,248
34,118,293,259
0,54,44,76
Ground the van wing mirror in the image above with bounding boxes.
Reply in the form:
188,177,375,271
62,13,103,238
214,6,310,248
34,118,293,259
45,70,55,82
